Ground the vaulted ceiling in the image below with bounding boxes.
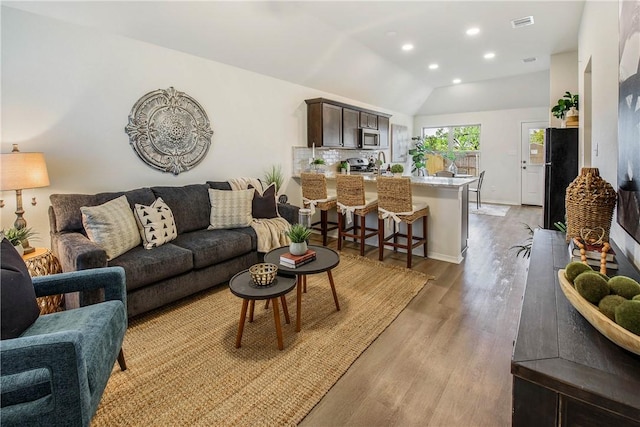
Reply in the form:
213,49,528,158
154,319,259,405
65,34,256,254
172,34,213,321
3,1,585,115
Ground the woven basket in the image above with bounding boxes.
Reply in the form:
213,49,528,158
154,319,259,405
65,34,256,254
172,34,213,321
565,168,616,243
249,263,278,286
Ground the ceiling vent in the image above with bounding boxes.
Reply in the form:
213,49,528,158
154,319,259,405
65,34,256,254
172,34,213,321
522,57,537,63
511,16,534,28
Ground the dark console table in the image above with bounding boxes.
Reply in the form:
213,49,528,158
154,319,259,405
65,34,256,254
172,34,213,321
512,229,640,426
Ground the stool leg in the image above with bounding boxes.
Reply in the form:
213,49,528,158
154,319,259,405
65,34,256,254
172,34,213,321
359,214,366,257
393,221,398,253
337,213,344,251
378,217,385,261
423,215,428,258
321,210,328,246
235,299,249,348
353,215,359,243
327,270,340,311
271,298,284,350
407,222,413,269
117,348,127,371
280,295,290,324
249,300,255,322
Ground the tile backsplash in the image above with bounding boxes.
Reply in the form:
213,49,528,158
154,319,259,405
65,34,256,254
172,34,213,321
292,147,387,175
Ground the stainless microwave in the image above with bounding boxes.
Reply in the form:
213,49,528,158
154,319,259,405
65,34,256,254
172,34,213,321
360,128,380,149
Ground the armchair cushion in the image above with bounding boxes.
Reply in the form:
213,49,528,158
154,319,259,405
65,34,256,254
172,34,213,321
0,239,39,340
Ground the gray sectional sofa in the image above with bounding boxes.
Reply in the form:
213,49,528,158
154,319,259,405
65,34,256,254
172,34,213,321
48,181,298,318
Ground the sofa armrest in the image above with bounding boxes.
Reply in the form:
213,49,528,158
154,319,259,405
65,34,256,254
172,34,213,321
54,232,107,272
278,202,300,225
0,331,92,426
32,267,126,305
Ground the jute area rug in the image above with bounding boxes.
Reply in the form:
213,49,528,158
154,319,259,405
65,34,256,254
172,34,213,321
469,203,511,217
93,254,432,427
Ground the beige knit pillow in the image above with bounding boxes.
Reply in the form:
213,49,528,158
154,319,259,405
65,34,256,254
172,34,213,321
208,188,253,229
81,195,141,260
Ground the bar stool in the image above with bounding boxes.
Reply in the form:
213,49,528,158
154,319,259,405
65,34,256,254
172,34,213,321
335,174,378,256
301,173,338,246
376,176,429,268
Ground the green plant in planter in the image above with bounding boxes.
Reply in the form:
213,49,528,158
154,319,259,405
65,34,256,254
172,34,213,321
337,161,349,171
285,223,312,243
312,158,325,165
551,91,579,119
264,164,284,194
390,164,404,174
2,227,38,247
409,136,435,172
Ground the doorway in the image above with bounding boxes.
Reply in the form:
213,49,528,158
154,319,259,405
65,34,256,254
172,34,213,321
521,121,548,206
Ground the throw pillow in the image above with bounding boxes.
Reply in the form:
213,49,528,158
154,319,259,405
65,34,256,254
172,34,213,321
81,195,142,260
1,238,39,339
249,183,279,219
134,197,178,249
208,188,253,229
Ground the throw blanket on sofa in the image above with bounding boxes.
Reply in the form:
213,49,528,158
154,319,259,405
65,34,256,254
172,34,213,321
228,178,291,253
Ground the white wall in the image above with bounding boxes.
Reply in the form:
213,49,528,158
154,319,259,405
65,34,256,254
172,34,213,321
414,106,548,205
0,8,413,247
549,51,579,128
579,0,639,269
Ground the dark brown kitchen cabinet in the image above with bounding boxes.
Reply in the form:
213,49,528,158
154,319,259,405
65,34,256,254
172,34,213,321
342,108,360,149
378,115,389,148
359,112,378,129
306,101,342,147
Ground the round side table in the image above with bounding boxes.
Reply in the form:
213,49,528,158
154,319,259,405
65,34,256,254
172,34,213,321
22,248,63,314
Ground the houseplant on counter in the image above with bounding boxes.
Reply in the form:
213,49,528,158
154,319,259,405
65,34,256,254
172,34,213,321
285,223,313,255
390,164,404,176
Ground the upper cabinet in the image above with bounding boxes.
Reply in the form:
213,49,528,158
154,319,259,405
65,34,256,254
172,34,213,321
305,98,392,148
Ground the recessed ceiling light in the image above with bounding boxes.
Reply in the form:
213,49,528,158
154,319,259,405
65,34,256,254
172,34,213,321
453,78,462,84
466,27,480,36
428,63,439,70
386,31,397,37
484,52,496,59
402,43,414,51
511,16,534,28
522,56,537,63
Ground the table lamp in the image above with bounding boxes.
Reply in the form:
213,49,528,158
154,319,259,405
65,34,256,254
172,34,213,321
1,144,50,254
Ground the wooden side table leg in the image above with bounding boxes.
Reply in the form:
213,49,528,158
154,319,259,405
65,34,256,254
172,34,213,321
327,270,340,311
303,274,307,293
249,300,255,322
296,276,303,332
235,299,249,348
271,298,284,350
280,295,290,324
264,300,270,309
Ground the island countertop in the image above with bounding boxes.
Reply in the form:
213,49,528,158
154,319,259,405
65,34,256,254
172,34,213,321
293,173,477,188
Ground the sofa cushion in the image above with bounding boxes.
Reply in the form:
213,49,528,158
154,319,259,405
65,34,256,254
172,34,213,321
108,244,193,291
20,301,126,396
0,239,40,340
206,181,232,191
208,188,253,230
172,229,254,269
81,195,142,261
249,183,279,219
50,188,156,233
151,185,210,234
134,198,178,249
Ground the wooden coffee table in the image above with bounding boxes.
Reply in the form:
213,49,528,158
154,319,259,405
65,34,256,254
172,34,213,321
229,269,297,350
264,245,340,332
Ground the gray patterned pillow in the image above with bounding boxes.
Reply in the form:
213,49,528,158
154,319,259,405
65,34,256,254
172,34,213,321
208,188,253,229
134,197,178,249
81,195,141,260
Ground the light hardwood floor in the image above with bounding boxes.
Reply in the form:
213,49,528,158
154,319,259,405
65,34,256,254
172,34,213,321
300,204,542,427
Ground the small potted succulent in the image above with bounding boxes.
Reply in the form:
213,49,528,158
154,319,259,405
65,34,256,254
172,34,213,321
338,161,349,174
390,164,404,176
285,223,313,255
2,227,37,255
311,158,325,173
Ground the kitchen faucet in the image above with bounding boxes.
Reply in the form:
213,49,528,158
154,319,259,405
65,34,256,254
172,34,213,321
377,151,386,175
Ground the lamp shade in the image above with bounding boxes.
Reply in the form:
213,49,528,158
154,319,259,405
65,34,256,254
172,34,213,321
1,151,50,191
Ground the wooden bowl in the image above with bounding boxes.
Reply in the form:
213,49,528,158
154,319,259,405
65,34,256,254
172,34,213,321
558,269,640,355
249,263,278,286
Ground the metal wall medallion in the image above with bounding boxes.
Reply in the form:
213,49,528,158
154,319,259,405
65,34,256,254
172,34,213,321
125,87,213,175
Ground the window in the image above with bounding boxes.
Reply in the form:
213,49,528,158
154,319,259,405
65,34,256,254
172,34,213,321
421,125,481,175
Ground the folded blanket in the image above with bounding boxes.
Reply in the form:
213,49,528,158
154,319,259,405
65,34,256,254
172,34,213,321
228,177,291,253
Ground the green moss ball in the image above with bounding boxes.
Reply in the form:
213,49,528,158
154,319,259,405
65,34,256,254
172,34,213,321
633,295,640,301
597,273,610,282
614,300,640,335
565,262,592,283
575,272,610,304
598,295,628,321
608,276,640,299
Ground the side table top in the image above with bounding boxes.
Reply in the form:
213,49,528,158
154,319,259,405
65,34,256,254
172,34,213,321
264,245,340,275
229,270,297,300
21,247,52,261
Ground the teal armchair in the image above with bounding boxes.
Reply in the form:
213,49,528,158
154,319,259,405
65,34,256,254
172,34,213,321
0,267,127,427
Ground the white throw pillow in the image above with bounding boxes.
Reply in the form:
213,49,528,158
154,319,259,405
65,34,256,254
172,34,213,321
134,197,178,249
208,188,253,229
81,195,141,260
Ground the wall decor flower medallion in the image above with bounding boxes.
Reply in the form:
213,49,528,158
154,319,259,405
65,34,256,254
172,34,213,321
125,87,213,175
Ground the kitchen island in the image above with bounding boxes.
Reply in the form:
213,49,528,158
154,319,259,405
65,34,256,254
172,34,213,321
291,173,477,263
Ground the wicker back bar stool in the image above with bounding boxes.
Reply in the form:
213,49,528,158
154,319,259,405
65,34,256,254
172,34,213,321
376,176,429,268
301,173,338,246
335,175,378,256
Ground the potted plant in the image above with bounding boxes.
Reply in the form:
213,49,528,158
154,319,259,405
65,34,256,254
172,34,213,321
409,136,433,175
551,91,579,124
444,150,458,174
390,164,404,176
311,158,325,173
285,223,313,255
263,164,284,194
337,161,349,174
2,227,37,255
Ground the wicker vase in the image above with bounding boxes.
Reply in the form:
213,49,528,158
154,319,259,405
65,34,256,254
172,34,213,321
565,168,617,243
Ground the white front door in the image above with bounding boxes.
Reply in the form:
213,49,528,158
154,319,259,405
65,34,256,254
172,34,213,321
521,122,548,206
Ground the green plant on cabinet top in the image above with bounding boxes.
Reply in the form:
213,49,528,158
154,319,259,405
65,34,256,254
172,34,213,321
551,91,579,119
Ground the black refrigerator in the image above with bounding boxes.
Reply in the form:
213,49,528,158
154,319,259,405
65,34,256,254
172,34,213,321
543,128,578,229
